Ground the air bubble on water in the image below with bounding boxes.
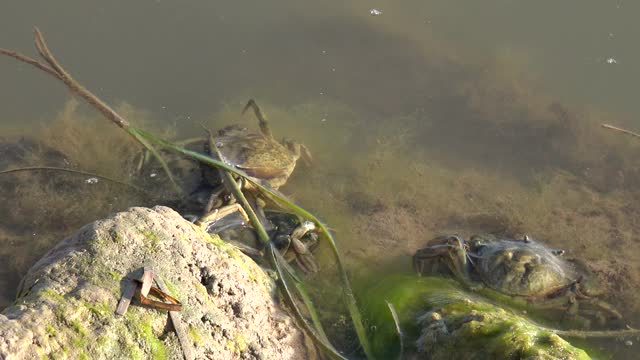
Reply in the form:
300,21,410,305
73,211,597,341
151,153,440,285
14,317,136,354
150,173,158,178
625,340,633,346
606,57,617,64
85,177,99,184
370,9,382,16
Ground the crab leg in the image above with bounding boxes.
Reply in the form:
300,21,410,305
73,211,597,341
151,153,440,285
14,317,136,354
242,99,273,139
289,221,320,274
414,235,470,282
196,203,250,230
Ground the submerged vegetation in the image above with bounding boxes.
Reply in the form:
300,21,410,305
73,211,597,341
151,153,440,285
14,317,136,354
1,28,374,359
364,276,593,359
1,9,640,358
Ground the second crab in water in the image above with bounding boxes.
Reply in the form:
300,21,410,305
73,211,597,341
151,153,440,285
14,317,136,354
413,234,624,328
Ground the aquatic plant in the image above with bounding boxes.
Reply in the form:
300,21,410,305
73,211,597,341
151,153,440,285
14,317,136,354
0,28,373,359
364,275,594,359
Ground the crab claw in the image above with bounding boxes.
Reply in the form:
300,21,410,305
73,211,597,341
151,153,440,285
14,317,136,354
284,139,312,166
413,235,469,280
291,237,319,274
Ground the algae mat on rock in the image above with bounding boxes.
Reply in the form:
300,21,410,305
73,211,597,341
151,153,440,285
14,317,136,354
0,206,317,359
363,275,591,359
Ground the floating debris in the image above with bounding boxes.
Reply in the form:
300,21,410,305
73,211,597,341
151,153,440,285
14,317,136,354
85,177,99,184
149,172,158,178
370,9,382,16
606,57,617,64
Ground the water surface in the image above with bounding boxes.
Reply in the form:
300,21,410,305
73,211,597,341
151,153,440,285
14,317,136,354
1,1,640,358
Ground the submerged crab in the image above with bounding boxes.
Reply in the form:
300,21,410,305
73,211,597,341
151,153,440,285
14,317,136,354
192,99,312,215
413,234,623,327
202,99,311,190
196,205,319,273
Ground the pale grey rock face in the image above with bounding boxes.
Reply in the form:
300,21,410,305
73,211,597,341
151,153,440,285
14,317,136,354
0,206,316,360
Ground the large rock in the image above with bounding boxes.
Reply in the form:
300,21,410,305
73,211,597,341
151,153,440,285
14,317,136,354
0,206,316,359
363,275,591,359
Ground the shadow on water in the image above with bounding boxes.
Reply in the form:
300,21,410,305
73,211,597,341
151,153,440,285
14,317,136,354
1,3,640,358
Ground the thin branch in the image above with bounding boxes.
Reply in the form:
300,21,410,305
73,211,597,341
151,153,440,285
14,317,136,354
32,27,130,129
601,123,640,140
0,28,182,194
0,28,129,129
0,48,61,80
0,166,151,195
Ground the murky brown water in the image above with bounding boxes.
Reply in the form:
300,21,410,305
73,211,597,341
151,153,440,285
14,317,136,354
2,1,640,358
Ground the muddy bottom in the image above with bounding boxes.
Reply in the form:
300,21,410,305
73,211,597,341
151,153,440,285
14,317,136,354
299,142,640,358
2,72,640,360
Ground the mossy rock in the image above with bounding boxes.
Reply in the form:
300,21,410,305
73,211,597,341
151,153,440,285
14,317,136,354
0,206,317,359
363,275,591,359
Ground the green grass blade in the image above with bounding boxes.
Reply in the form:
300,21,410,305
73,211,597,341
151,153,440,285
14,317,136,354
128,127,183,195
134,128,374,359
274,249,330,342
385,300,404,360
208,146,346,359
0,166,151,196
268,244,347,360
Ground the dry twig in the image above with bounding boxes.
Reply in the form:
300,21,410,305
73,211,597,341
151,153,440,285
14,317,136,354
601,123,640,140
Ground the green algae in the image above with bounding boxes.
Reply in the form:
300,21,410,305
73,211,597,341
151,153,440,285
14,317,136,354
129,345,144,360
71,336,88,350
37,288,94,356
40,288,65,302
201,230,227,247
45,324,57,337
95,335,108,347
362,275,591,359
112,233,124,245
123,311,167,360
50,346,69,360
139,229,161,251
70,319,88,337
141,321,167,360
83,300,110,319
225,332,248,354
108,271,122,281
162,278,179,298
188,325,203,345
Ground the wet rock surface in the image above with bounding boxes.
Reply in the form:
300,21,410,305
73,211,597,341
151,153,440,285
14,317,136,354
364,276,591,360
0,206,316,359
